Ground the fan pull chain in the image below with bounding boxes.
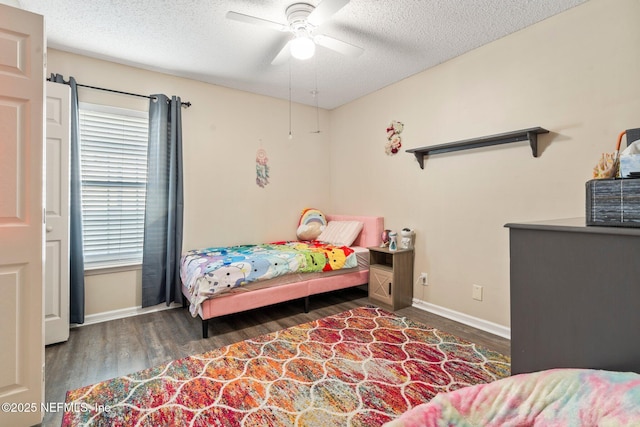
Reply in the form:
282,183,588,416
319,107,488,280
288,60,293,139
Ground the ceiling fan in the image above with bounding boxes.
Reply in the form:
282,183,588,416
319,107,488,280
226,0,364,65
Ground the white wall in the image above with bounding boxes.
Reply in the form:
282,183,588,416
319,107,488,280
47,50,332,316
329,0,640,327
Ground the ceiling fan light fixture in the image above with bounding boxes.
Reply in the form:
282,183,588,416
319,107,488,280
290,35,316,60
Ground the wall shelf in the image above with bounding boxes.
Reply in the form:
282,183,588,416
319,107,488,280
406,127,549,169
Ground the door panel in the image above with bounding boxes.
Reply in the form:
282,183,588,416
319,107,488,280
45,81,70,345
370,266,393,305
0,4,45,426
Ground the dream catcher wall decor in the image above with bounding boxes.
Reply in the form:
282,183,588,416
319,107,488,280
256,147,270,188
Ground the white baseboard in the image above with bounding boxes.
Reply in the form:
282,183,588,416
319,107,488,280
71,302,182,327
412,298,511,340
73,298,511,339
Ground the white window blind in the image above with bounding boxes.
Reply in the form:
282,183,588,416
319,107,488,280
79,103,149,268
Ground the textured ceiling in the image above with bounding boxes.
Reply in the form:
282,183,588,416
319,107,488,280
18,0,587,109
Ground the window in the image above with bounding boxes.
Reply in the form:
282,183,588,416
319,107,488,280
79,103,148,268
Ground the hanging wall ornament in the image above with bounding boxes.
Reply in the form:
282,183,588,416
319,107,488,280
385,120,404,155
256,148,270,188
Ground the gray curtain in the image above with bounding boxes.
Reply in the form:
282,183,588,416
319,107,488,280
51,74,85,324
141,94,184,307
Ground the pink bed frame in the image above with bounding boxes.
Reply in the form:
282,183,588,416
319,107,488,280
182,215,384,338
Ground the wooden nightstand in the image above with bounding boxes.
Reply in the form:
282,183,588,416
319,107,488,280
368,247,414,311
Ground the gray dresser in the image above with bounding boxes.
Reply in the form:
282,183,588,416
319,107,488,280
505,218,640,375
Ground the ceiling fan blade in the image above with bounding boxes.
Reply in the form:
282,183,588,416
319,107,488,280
314,34,363,57
225,11,288,32
270,40,292,65
307,0,349,26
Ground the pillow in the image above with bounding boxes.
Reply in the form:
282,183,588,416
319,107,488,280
296,208,327,241
317,220,364,247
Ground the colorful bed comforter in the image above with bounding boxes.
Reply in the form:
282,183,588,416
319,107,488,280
180,241,357,317
384,368,640,427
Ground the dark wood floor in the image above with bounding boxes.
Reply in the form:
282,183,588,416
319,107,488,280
41,287,510,426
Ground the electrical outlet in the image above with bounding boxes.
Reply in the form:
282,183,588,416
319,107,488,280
419,272,428,286
472,284,483,301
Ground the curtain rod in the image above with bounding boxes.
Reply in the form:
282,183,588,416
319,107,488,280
47,77,191,108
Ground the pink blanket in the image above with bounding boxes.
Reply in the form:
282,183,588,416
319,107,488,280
384,369,640,426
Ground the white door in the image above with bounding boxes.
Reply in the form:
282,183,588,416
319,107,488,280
45,82,71,345
0,4,46,427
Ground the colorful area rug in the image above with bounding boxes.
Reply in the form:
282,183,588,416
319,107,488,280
62,307,510,426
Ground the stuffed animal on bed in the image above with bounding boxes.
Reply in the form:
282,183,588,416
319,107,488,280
296,208,327,241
